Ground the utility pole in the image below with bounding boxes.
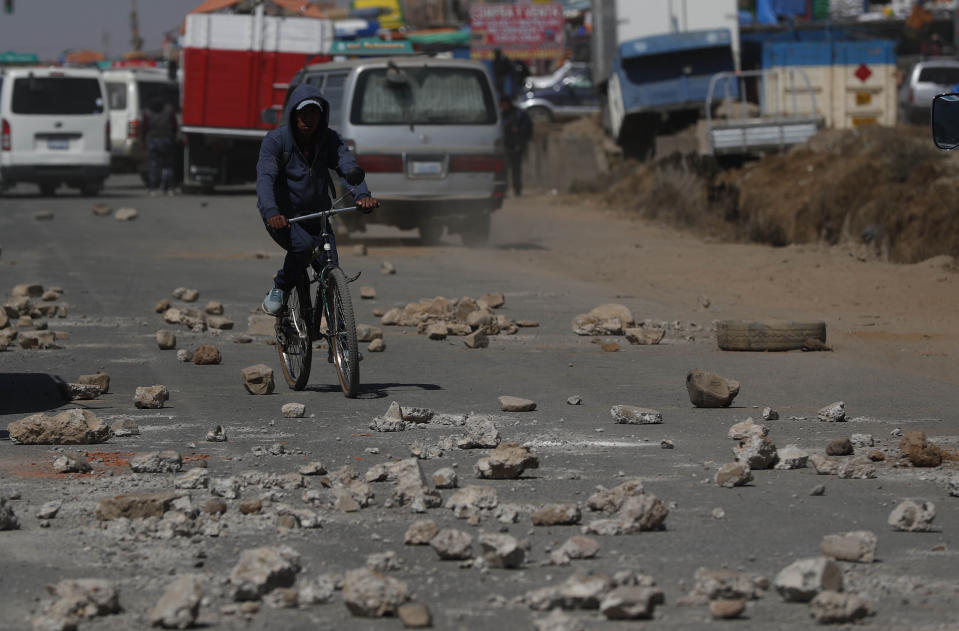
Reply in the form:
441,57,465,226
130,0,144,52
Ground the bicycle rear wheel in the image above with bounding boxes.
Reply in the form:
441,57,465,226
324,266,359,398
276,279,313,390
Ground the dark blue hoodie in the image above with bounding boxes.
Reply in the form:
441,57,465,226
256,83,370,221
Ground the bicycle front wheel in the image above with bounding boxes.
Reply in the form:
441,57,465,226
324,266,359,398
276,279,313,390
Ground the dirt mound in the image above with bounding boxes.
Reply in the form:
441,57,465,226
602,125,959,263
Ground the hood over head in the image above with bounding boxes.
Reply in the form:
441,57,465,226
284,82,331,130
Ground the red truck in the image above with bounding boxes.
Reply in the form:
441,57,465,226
180,7,333,191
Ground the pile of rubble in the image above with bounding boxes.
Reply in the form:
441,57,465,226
571,303,706,347
378,292,538,349
1,283,69,351
154,287,234,338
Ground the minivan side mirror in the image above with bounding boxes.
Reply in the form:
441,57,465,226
932,93,959,149
261,108,279,125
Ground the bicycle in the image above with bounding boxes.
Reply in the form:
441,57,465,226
274,202,363,397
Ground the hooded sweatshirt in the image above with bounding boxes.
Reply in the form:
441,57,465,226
256,83,370,221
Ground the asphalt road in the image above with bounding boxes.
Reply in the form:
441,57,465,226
1,175,958,630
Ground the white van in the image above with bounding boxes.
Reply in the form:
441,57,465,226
102,67,179,173
0,67,110,196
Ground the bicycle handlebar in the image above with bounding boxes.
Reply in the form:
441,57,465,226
288,206,359,224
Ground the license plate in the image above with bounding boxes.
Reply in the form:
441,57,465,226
855,92,872,106
47,139,69,150
411,161,442,176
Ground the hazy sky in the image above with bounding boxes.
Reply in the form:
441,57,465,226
0,0,203,60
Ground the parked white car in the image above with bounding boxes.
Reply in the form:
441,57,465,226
102,67,179,175
0,67,110,196
899,59,959,124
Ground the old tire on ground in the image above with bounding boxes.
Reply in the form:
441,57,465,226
716,320,826,352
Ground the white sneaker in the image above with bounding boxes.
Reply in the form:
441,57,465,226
262,288,285,316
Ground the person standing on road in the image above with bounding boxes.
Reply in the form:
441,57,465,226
499,96,532,197
256,83,378,316
143,97,177,196
492,48,511,97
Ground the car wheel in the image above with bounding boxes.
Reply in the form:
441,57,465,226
527,106,553,124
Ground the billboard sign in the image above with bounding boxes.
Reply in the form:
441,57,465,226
470,2,565,60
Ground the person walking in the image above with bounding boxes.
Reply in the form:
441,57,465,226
499,96,532,197
142,97,177,196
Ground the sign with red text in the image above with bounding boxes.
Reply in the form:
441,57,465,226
470,2,565,60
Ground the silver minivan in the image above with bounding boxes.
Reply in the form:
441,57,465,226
276,57,506,245
102,67,179,175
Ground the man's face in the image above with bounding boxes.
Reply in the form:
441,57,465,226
295,104,322,138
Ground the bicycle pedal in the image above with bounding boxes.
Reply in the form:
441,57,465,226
346,271,361,283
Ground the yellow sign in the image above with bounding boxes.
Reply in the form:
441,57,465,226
855,92,872,106
353,0,403,30
852,116,878,127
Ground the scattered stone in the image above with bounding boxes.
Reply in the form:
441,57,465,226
899,431,942,468
92,203,112,216
342,567,409,617
114,207,138,221
53,452,91,474
820,531,877,563
587,480,645,513
818,402,846,422
176,349,193,362
397,602,432,628
826,437,853,456
18,330,57,349
298,461,326,476
601,341,620,352
689,568,766,602
96,492,182,520
551,536,601,565
624,327,665,345
716,463,752,488
360,286,376,299
366,551,401,573
584,493,669,535
282,403,306,418
888,500,937,532
204,301,224,315
380,262,396,275
600,586,664,620
77,372,110,394
134,385,170,409
156,329,176,349
35,500,62,520
368,338,386,352
35,211,54,221
59,382,102,401
610,405,662,425
130,450,183,473
163,308,183,324
154,298,171,313
0,497,20,530
710,599,747,620
809,591,875,624
837,457,877,479
532,610,586,631
405,520,439,545
774,444,809,470
761,407,779,421
172,287,199,302
42,578,120,623
148,574,205,629
480,532,525,568
192,345,221,365
206,425,227,442
238,499,263,515
686,369,739,408
446,485,499,519
432,467,457,489
175,468,210,490
809,454,841,475
498,396,536,412
532,503,581,526
210,477,240,499
773,557,842,603
457,416,500,449
516,319,539,328
464,329,488,349
353,244,367,256
869,450,884,461
241,364,275,395
229,546,301,601
247,314,275,337
810,484,826,496
733,435,778,470
425,323,447,340
476,443,539,479
400,406,433,423
206,316,234,330
8,409,111,445
567,395,582,406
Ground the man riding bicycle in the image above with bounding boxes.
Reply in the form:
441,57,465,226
256,84,379,316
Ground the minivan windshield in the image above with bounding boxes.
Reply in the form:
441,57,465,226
351,66,495,125
12,77,104,115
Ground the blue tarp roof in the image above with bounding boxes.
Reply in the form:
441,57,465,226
619,29,732,60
